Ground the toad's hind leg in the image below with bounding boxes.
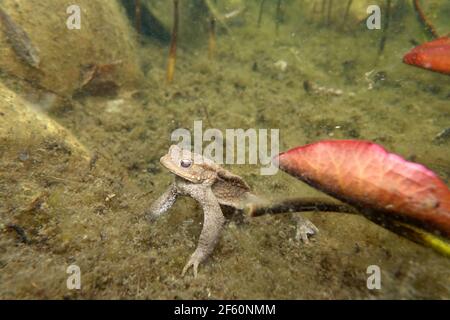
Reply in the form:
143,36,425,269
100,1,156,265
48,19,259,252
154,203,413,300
182,188,225,277
294,215,319,244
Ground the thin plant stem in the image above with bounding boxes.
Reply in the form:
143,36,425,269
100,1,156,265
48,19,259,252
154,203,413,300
135,0,141,34
166,0,179,84
257,0,266,28
413,0,439,39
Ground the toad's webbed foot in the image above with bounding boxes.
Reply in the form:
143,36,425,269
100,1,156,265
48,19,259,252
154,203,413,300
181,249,207,278
294,216,319,244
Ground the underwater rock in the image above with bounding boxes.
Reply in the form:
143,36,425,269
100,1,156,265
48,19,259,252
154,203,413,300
275,140,450,238
0,81,90,241
0,82,89,167
0,0,142,97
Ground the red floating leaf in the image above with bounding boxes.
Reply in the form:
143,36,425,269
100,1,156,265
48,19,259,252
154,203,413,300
275,140,450,237
403,36,450,75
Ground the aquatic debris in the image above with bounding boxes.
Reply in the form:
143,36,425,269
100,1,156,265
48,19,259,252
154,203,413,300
23,192,49,213
0,7,40,69
77,61,122,97
433,128,450,144
364,70,388,89
303,80,343,96
403,36,450,75
274,140,450,252
2,223,29,244
89,151,99,171
18,151,29,162
274,60,287,72
166,0,179,84
223,7,245,20
105,193,116,202
105,99,125,113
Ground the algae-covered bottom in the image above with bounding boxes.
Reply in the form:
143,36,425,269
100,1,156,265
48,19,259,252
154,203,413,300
1,2,449,299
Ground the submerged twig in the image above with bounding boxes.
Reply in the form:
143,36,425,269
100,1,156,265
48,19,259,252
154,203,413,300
166,0,179,84
0,7,41,69
378,0,391,55
79,60,122,88
413,0,439,39
23,192,49,213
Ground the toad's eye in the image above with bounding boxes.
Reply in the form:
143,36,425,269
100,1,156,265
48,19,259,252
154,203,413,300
180,159,192,168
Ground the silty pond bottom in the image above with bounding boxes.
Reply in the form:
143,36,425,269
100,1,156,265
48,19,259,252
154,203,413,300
0,0,449,299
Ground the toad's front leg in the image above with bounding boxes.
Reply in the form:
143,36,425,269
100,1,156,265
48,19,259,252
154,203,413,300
182,187,225,277
145,183,178,221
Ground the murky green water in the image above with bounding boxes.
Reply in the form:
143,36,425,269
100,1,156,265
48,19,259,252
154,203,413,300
0,0,449,299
